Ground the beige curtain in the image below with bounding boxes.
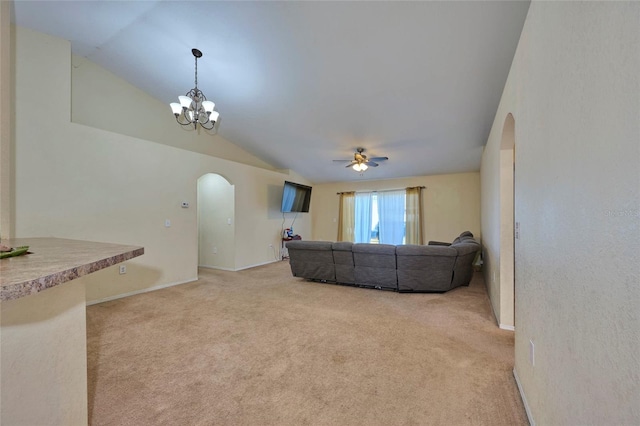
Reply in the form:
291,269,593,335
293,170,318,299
405,187,424,245
337,192,355,242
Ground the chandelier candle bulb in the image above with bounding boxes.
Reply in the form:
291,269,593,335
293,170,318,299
178,96,192,109
202,101,215,113
170,103,182,115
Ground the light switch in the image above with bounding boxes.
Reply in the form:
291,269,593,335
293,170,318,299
165,219,171,227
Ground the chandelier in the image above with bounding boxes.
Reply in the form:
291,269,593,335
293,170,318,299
169,48,219,130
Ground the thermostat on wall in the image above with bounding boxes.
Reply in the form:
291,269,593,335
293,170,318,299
181,201,189,208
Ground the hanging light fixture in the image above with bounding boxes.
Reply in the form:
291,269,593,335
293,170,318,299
352,163,368,172
170,48,219,130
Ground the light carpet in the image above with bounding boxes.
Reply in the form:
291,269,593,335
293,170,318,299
87,260,527,425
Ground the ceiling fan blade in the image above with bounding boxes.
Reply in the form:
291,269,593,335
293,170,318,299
332,159,353,163
345,161,357,168
365,161,379,167
368,156,388,162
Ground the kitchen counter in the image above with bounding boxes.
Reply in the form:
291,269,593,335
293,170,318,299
1,237,144,425
0,237,144,301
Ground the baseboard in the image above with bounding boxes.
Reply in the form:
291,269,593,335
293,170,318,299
487,292,515,331
235,259,280,271
513,368,535,426
86,277,198,306
89,259,282,305
199,264,235,271
199,259,280,272
489,295,501,327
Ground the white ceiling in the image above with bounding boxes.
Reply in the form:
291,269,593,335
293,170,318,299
12,0,530,183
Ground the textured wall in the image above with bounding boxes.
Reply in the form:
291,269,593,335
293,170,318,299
482,2,640,423
0,1,12,239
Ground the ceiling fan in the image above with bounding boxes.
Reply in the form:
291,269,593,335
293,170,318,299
332,148,389,172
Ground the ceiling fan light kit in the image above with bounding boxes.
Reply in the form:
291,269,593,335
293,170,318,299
333,147,388,174
169,48,220,131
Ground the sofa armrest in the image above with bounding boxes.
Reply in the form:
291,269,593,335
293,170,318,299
428,241,451,246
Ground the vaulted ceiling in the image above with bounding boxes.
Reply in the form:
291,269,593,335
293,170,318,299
13,1,530,183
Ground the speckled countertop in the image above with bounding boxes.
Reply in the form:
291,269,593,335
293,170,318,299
0,238,144,301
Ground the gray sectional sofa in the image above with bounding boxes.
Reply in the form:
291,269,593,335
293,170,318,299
286,231,480,293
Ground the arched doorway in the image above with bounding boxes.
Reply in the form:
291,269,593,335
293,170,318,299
197,173,235,271
499,113,515,329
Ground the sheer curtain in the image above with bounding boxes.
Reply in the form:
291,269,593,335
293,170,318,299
354,192,372,243
377,190,405,245
337,192,355,242
405,186,424,245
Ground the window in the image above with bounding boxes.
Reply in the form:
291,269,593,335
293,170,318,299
338,187,423,245
354,191,406,245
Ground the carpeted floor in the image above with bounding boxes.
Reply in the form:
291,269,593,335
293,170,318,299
87,261,528,425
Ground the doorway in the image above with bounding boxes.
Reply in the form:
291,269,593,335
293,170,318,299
197,173,235,271
499,113,515,330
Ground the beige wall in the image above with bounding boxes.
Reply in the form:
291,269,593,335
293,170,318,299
13,27,311,303
71,55,277,171
312,173,480,243
481,2,639,424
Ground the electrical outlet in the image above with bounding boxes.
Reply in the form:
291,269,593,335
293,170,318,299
119,265,126,274
529,340,535,366
269,244,274,248
213,246,217,254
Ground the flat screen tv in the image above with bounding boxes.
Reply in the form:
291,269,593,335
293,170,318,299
281,181,312,213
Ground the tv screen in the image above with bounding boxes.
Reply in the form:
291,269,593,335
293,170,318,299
281,181,312,213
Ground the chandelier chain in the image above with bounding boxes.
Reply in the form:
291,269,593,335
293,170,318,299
194,54,198,90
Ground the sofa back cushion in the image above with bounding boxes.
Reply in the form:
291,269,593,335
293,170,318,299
352,244,397,289
450,240,480,287
332,242,355,284
396,245,458,292
286,241,335,281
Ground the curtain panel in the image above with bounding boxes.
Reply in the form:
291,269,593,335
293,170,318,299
405,186,424,245
337,192,355,242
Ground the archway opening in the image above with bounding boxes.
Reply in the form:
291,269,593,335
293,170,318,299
197,173,235,271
